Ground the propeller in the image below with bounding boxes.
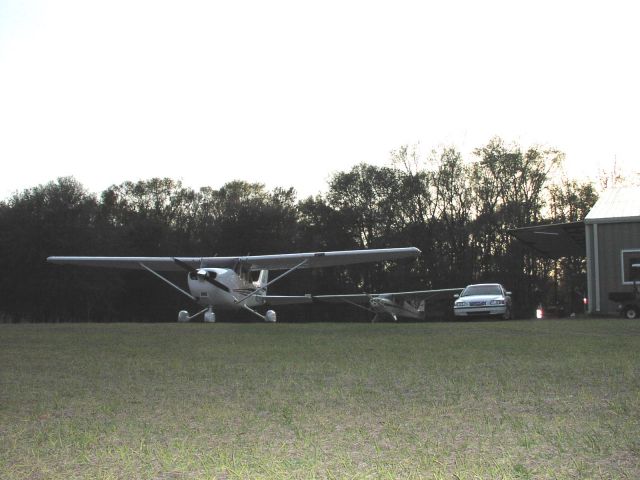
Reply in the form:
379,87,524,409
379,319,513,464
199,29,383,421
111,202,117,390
172,257,231,293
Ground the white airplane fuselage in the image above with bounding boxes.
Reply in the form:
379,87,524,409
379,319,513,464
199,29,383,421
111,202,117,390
186,268,265,310
369,296,423,320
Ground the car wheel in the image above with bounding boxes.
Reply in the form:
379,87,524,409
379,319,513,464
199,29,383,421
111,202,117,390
623,306,638,319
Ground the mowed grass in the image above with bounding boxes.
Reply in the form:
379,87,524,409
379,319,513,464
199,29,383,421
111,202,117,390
1,320,639,479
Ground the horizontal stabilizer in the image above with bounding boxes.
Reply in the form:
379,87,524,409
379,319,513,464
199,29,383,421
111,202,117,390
257,295,314,306
314,287,462,304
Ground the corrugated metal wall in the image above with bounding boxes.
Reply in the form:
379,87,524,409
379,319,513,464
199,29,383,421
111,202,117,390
587,221,640,314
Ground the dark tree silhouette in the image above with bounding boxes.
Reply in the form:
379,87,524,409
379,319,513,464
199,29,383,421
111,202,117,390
0,138,599,322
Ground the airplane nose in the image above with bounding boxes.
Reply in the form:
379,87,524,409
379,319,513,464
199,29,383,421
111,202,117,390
197,269,217,280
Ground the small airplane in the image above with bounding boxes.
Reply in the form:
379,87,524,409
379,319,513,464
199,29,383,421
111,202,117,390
313,288,463,322
47,247,420,323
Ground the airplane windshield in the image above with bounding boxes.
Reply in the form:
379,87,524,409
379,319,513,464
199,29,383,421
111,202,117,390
461,285,502,296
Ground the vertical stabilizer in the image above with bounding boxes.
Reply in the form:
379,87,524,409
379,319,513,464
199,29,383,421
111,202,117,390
257,270,269,291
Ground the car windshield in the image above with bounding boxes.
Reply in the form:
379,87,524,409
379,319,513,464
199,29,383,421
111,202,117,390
461,285,502,296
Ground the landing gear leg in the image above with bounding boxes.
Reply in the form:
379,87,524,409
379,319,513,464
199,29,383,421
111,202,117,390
242,305,277,322
178,306,209,322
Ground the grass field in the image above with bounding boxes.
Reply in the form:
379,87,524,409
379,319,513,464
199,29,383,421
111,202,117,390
1,319,639,479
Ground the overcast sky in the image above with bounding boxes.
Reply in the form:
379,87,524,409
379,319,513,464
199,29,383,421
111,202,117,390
1,0,638,199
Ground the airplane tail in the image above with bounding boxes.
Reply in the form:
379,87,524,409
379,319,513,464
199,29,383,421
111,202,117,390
257,270,269,291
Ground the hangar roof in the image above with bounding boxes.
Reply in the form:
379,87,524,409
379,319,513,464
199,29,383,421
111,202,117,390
508,221,585,259
585,186,640,224
510,187,639,258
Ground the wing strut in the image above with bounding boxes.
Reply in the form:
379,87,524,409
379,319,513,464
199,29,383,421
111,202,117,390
138,262,197,301
235,259,309,305
182,306,210,322
342,298,376,314
241,304,268,321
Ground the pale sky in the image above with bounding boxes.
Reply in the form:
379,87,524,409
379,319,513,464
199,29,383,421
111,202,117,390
1,0,638,200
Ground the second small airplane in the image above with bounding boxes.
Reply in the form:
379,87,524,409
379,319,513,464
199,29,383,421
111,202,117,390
313,288,463,322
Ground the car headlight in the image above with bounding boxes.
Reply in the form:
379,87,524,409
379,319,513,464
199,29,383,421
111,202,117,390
489,299,505,305
455,301,468,307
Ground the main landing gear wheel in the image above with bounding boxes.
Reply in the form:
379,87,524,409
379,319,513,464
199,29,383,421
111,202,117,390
177,306,213,323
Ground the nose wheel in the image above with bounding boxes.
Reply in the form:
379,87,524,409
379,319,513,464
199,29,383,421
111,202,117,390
204,307,216,323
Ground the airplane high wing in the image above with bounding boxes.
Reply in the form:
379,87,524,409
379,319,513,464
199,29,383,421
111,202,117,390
314,287,463,322
47,247,420,323
47,247,419,271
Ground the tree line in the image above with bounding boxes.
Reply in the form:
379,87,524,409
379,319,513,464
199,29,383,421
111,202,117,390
0,137,598,322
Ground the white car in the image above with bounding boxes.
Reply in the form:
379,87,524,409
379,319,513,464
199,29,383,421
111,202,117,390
453,283,512,319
